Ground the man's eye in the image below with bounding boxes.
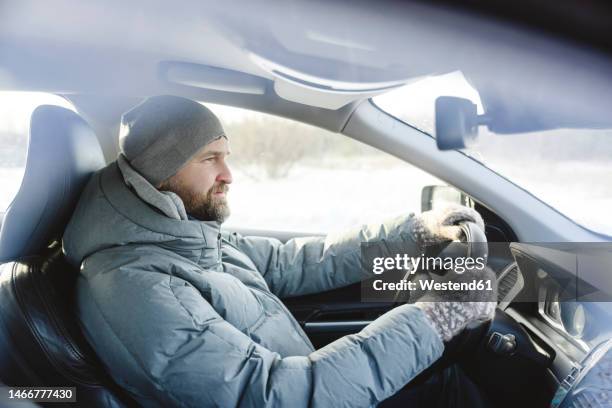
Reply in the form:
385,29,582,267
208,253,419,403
202,157,216,162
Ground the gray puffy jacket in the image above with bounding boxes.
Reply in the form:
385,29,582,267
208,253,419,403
62,160,443,407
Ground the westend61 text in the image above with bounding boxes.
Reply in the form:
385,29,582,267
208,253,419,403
372,278,494,292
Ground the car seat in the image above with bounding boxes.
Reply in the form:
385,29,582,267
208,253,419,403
0,105,136,407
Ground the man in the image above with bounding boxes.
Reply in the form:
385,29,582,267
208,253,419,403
63,95,495,407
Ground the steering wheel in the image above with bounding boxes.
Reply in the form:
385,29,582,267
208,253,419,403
553,338,612,407
393,221,489,302
428,221,488,274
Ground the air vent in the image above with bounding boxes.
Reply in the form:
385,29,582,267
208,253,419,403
497,263,524,310
498,266,518,299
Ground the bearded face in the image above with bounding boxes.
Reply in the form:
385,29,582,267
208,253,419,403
156,138,233,223
160,177,230,223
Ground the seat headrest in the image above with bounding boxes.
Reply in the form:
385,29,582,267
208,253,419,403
0,105,105,261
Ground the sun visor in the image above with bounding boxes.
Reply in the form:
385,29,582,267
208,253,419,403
245,53,407,109
160,62,268,95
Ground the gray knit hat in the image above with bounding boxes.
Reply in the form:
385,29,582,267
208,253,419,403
119,95,226,186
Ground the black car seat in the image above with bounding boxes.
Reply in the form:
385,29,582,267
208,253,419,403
0,105,136,407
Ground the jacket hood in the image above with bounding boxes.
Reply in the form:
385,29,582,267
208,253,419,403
63,160,222,267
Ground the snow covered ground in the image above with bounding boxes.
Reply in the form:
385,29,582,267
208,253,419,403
225,159,612,236
224,162,441,234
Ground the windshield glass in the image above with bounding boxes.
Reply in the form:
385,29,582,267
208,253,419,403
373,72,612,236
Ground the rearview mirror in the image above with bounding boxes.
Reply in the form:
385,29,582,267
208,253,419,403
435,96,487,150
421,185,473,212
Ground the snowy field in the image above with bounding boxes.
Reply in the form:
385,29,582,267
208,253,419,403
1,159,611,236
226,159,612,236
224,162,441,234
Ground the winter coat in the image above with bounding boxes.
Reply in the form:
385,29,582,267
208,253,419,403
62,160,443,407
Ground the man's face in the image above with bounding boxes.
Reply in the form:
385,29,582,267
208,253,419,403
158,137,233,222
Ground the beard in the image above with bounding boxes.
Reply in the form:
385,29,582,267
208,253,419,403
160,179,230,223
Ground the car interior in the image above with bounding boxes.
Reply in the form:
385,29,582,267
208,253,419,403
1,1,611,407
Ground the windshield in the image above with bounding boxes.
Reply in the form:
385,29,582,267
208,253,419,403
373,72,612,236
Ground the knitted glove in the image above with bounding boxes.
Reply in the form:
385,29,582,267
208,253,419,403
410,204,485,247
414,266,497,342
416,301,496,342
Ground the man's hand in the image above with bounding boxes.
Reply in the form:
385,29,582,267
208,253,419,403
410,205,485,247
414,265,497,343
416,301,496,343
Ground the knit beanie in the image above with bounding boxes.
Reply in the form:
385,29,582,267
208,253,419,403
119,95,226,186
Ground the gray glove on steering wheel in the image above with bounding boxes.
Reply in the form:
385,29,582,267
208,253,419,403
414,255,497,342
409,205,495,342
415,265,497,342
416,299,496,343
410,204,485,247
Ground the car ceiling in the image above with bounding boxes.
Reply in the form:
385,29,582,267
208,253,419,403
1,0,612,133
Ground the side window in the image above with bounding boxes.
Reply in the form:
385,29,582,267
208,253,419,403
210,104,444,233
0,92,75,213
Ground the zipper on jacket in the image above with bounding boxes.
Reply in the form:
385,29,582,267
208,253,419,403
217,233,222,268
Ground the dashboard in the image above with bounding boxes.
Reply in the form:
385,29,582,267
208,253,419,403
469,241,612,407
509,243,612,353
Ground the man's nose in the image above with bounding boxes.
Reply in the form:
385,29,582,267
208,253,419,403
217,161,233,184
